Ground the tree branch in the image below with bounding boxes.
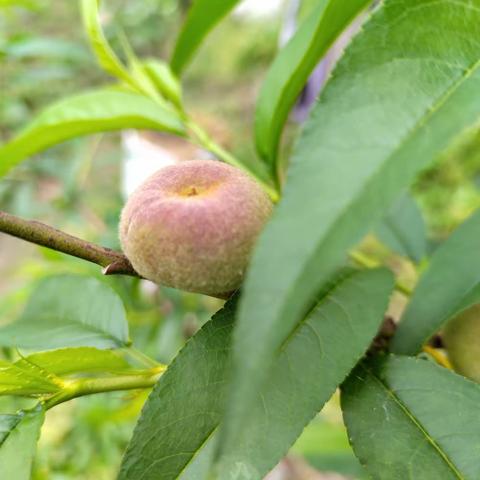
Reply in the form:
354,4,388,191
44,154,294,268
0,210,139,277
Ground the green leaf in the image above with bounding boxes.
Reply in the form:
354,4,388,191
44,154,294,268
0,415,21,444
341,356,480,479
0,405,44,480
392,209,480,354
0,359,61,396
5,37,90,62
375,194,427,263
0,0,37,8
144,59,183,108
170,0,241,75
119,268,393,480
0,275,130,350
16,347,131,376
254,0,370,166
0,88,185,177
226,0,480,450
81,0,133,86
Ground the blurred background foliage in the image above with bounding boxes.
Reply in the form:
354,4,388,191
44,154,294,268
1,0,480,479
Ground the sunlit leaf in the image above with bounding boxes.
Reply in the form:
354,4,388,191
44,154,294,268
342,356,480,479
0,405,44,480
16,347,131,376
255,0,370,167
144,59,182,108
0,359,60,396
81,0,133,86
170,0,241,75
0,88,185,177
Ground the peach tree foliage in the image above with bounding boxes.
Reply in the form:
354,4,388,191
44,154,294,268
1,0,480,479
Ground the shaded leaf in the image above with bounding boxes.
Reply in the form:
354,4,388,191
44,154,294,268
120,268,393,480
392,209,480,354
225,0,480,450
255,0,370,166
376,193,427,263
0,89,185,177
0,275,130,349
171,0,241,75
341,355,480,479
0,405,44,480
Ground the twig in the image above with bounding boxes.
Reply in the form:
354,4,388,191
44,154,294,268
0,210,139,277
43,366,165,410
0,210,233,300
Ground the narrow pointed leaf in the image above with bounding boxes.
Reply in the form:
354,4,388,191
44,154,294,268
0,359,61,396
0,275,130,349
375,193,427,263
0,89,185,177
170,0,241,75
120,268,393,480
144,59,182,108
16,347,131,376
225,0,480,450
392,209,480,354
0,415,21,445
255,0,370,165
0,406,44,480
81,0,133,86
341,356,480,479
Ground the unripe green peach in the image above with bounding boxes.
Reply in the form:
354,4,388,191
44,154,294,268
443,304,480,383
119,160,273,295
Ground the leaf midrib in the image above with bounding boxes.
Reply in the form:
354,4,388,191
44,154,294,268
362,362,464,479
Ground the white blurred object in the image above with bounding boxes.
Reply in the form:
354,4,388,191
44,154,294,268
121,131,179,198
234,0,282,19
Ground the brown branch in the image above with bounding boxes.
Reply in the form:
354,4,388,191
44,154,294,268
0,210,233,300
0,210,139,278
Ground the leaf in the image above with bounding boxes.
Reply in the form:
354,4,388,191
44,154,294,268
170,0,241,75
144,59,182,108
0,275,130,350
392,209,480,354
0,415,21,444
16,347,131,376
0,0,37,8
225,0,480,451
81,0,133,86
0,359,61,396
254,0,370,166
0,88,185,177
5,37,90,62
375,193,427,263
0,405,44,480
119,297,236,480
341,355,480,479
119,268,393,480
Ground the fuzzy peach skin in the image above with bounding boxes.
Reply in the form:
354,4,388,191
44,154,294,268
119,160,273,295
443,304,480,383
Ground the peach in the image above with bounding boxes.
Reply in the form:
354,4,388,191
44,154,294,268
443,304,480,383
119,160,273,295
